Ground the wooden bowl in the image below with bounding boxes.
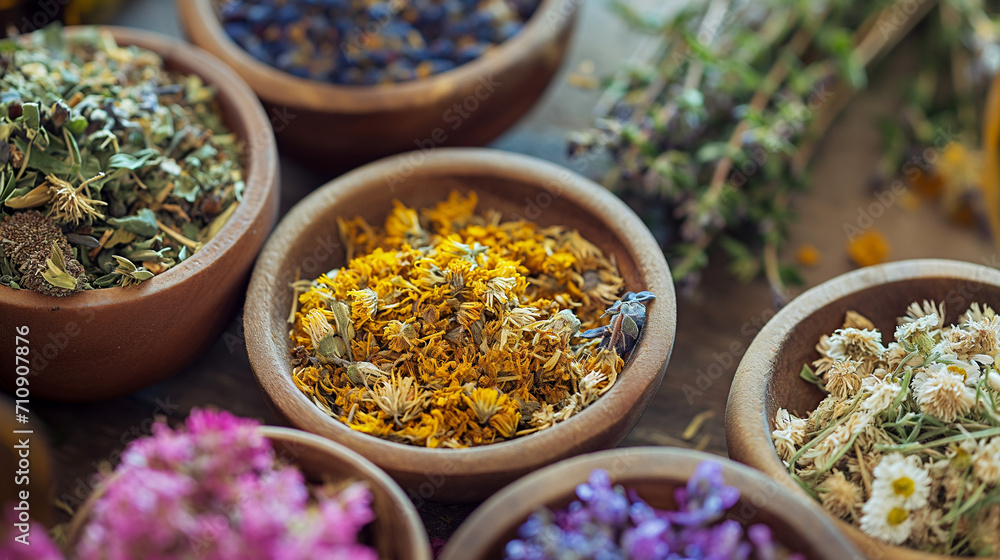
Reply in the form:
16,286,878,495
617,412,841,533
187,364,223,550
0,26,279,401
243,148,676,503
65,426,431,560
727,259,1000,560
441,447,862,560
176,0,578,171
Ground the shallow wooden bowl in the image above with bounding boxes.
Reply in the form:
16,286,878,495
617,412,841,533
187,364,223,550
0,26,279,401
176,0,578,170
65,426,430,559
243,148,676,503
727,259,1000,560
441,447,862,559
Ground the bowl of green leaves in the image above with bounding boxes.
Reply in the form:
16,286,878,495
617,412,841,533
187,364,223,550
0,25,278,401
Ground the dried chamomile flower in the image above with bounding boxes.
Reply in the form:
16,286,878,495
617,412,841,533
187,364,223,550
972,437,1000,485
959,303,996,325
870,453,931,510
771,409,808,463
782,301,1000,555
817,470,861,519
825,360,863,399
915,364,975,422
860,494,914,545
843,310,875,330
900,300,945,330
828,327,886,359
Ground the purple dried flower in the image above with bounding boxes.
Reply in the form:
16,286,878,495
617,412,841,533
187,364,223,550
576,469,629,526
621,519,670,560
504,462,802,560
666,461,740,527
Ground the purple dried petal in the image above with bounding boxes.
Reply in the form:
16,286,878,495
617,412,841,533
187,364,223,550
623,518,671,560
504,463,798,560
749,524,781,560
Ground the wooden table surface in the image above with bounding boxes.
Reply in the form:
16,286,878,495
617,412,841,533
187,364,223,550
34,0,996,546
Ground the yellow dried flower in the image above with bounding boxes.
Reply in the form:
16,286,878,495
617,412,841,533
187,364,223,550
383,320,419,352
846,229,890,268
818,470,862,519
288,191,630,448
464,387,507,424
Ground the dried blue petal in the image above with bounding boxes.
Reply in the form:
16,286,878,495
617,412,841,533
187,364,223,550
220,0,541,84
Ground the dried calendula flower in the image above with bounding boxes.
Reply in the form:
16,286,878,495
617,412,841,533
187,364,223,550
289,191,654,448
796,243,821,267
847,229,890,268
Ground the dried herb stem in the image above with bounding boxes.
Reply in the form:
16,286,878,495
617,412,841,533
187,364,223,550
156,219,203,251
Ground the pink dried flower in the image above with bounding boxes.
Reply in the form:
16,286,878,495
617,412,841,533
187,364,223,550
16,409,378,560
0,509,64,560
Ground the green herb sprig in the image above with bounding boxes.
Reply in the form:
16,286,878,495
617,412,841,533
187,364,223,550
569,0,937,298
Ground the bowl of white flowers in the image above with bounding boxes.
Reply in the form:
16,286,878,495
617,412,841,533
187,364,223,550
728,259,1000,559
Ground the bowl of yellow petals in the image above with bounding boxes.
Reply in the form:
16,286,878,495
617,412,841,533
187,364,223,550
244,148,676,503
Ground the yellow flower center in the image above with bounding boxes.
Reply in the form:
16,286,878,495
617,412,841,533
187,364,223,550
892,476,915,497
948,365,967,380
952,447,972,470
887,507,909,526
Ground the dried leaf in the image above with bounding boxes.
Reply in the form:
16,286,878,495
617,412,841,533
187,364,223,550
41,243,77,290
4,184,50,208
107,208,158,238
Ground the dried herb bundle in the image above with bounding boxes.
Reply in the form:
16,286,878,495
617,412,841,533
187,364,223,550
0,25,244,295
569,0,933,297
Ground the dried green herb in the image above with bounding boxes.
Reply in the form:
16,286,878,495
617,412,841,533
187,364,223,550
569,0,932,298
0,24,245,295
